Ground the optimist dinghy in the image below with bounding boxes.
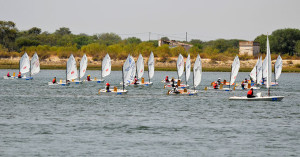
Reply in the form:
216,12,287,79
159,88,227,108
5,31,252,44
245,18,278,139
48,54,77,86
271,55,282,86
4,52,30,80
229,35,284,101
168,54,202,95
99,56,132,95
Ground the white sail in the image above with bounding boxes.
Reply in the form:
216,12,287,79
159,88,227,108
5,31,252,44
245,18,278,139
30,52,40,75
249,57,259,81
266,35,272,88
79,54,88,78
275,55,282,80
185,54,191,81
148,52,155,80
257,56,263,84
136,54,144,79
193,54,202,88
262,56,267,79
123,54,135,84
230,56,240,85
177,54,184,78
102,53,111,78
20,52,30,74
67,54,78,80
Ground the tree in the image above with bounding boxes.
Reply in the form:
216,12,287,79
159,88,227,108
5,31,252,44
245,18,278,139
295,40,300,55
125,37,141,44
160,37,169,41
98,33,121,46
28,27,41,35
190,39,203,50
55,27,71,36
254,34,267,53
0,21,18,51
271,28,300,55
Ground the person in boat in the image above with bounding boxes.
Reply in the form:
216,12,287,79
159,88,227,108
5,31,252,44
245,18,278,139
217,78,221,85
17,72,22,78
223,79,227,85
52,77,57,84
241,81,245,90
165,76,169,83
244,78,248,84
106,82,110,92
213,82,218,89
173,85,180,94
87,75,91,81
7,72,11,77
171,78,175,87
133,76,138,85
247,88,255,98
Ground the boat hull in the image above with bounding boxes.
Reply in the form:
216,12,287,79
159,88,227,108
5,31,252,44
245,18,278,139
98,89,128,95
167,89,198,96
229,96,284,101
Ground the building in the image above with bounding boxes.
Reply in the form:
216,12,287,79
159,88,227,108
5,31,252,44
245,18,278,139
158,39,193,51
239,41,260,56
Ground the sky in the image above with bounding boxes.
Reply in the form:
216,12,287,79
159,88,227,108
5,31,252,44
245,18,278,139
1,0,300,41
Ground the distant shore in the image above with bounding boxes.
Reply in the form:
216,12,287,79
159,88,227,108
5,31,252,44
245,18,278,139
1,56,299,72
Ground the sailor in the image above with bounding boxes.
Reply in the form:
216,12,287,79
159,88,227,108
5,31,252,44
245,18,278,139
52,77,57,83
17,72,22,78
241,81,245,89
133,76,138,85
244,78,248,83
247,88,255,98
173,85,180,94
165,76,169,83
171,78,175,87
87,75,91,81
213,82,218,89
106,82,110,92
217,78,221,85
7,72,11,77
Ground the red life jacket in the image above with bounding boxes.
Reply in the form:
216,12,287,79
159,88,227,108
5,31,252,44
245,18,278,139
7,73,10,77
18,73,21,78
87,76,90,81
247,90,253,96
213,83,218,89
52,79,56,83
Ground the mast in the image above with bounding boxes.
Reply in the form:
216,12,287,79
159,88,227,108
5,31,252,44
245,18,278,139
274,63,276,84
136,63,138,79
185,66,187,85
148,66,150,83
19,60,20,73
193,67,195,91
122,65,124,91
100,59,102,81
177,62,179,80
255,65,257,85
229,64,232,89
30,59,32,78
79,62,80,81
66,61,67,84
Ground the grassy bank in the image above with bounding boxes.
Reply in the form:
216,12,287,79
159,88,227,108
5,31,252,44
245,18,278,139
1,64,299,72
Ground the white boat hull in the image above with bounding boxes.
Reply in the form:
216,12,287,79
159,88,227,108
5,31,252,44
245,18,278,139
167,89,198,96
83,79,105,83
98,89,128,95
205,87,232,91
229,96,284,101
48,82,70,86
164,84,189,89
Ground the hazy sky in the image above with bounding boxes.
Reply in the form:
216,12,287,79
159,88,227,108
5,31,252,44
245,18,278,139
1,0,299,41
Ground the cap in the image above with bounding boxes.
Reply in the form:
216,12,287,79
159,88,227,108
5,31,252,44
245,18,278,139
106,83,110,86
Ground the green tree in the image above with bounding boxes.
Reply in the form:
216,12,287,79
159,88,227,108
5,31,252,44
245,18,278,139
295,40,300,55
16,37,40,48
254,34,267,53
98,33,121,46
28,27,41,35
0,21,18,51
190,39,203,50
271,28,300,55
160,37,169,41
55,27,71,36
125,37,142,44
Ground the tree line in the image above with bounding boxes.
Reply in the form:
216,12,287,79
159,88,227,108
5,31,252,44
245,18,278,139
0,20,299,61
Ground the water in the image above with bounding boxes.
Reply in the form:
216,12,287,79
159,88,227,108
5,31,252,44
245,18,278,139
0,69,299,156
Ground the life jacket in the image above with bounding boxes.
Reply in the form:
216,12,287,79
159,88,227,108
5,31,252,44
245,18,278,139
7,73,10,77
87,76,90,81
52,78,56,83
213,83,218,89
165,77,169,81
18,73,21,78
247,90,253,96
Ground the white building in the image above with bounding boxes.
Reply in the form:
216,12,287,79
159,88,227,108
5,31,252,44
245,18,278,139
239,41,260,56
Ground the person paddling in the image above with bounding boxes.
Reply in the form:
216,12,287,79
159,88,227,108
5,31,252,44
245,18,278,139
247,88,255,98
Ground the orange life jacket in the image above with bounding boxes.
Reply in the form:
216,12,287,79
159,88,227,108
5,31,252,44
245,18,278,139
52,78,56,83
213,83,218,89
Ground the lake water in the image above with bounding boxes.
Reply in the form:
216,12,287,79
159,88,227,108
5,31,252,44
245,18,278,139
0,69,299,156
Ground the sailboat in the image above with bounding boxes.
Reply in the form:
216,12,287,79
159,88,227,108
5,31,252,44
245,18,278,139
146,52,155,85
3,52,31,79
27,52,40,80
48,54,77,86
168,54,202,95
271,55,282,86
229,35,284,101
165,54,189,89
129,53,154,86
206,56,240,91
99,55,130,94
74,54,87,84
